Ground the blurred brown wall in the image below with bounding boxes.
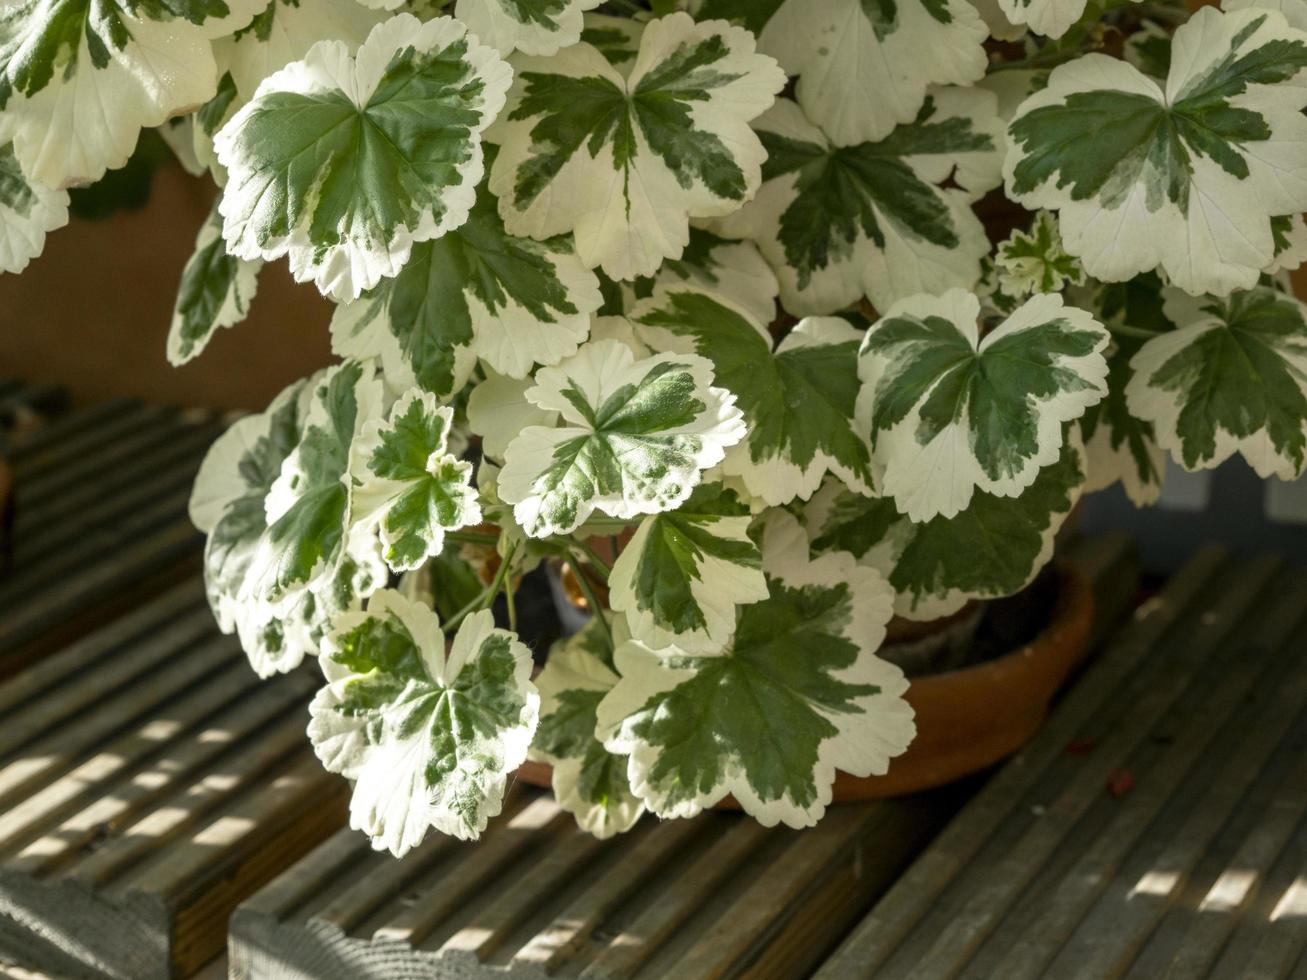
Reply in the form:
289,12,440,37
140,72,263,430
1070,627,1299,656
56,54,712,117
0,159,1303,413
0,162,333,412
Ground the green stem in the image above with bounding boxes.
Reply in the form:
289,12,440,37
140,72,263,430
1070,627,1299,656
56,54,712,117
572,539,613,580
1107,321,1167,340
571,558,613,647
506,575,518,634
444,529,501,547
442,540,518,633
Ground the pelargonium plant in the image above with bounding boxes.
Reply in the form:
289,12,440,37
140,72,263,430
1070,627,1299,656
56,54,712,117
3,0,1306,855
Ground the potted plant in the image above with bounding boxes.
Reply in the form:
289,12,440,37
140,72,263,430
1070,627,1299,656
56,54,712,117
2,0,1305,856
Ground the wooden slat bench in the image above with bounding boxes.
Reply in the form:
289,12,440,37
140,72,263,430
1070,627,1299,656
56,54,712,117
0,396,220,678
0,581,347,979
227,536,1140,980
815,546,1307,979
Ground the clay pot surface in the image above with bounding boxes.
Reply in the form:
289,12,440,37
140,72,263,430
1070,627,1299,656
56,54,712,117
515,561,1095,804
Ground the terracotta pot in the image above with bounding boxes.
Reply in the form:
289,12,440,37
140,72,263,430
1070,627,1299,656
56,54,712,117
515,560,1094,803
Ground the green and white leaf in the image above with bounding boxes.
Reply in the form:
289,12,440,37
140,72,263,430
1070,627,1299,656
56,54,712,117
214,14,512,300
1079,276,1169,505
1126,286,1307,479
190,377,384,676
487,12,785,280
1124,19,1174,79
453,0,604,56
1000,0,1139,39
715,92,1003,317
625,226,779,328
467,368,561,461
167,200,262,366
970,0,1028,41
1269,213,1307,274
0,0,263,187
859,289,1108,521
0,141,66,273
694,0,988,145
596,510,913,827
530,618,644,838
351,390,482,574
498,338,746,537
243,360,385,607
331,182,601,392
1224,0,1307,32
994,210,1085,299
1004,7,1307,296
609,481,766,654
198,0,388,173
581,11,644,71
633,288,872,505
311,593,539,854
803,438,1086,619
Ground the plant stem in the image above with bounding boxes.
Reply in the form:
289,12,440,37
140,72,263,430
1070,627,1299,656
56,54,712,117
506,574,518,634
570,552,613,646
444,529,501,547
1107,321,1167,340
572,538,613,580
442,540,518,633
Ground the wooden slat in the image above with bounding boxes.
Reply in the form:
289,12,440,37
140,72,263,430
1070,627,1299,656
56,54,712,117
0,577,346,980
227,538,1138,980
0,397,215,678
815,549,1307,979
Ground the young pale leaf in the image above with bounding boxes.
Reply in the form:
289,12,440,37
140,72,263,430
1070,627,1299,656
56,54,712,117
694,0,988,145
1225,0,1307,31
466,369,560,460
715,92,1003,317
804,439,1085,620
0,142,66,273
994,211,1085,299
999,0,1139,39
243,360,385,607
1126,286,1307,480
453,0,603,56
632,288,872,505
487,12,785,281
608,482,766,654
530,619,644,838
860,289,1108,522
351,390,482,574
214,14,512,301
498,339,746,538
311,594,539,855
1004,7,1307,296
167,200,262,366
0,0,263,187
597,510,913,828
624,227,779,328
331,181,601,394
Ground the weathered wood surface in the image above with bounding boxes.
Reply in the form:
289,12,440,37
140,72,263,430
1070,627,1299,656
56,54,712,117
0,394,219,677
815,546,1307,979
228,537,1138,980
0,581,348,979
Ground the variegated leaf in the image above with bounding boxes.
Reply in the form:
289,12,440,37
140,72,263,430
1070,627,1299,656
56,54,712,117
715,91,1003,317
453,0,604,56
803,439,1085,620
529,618,644,838
310,593,538,855
859,289,1108,521
632,288,872,505
167,199,262,366
608,481,766,654
214,14,512,300
487,12,785,280
351,389,482,574
596,510,913,828
1004,7,1307,296
498,339,746,537
0,141,66,273
1126,286,1307,480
